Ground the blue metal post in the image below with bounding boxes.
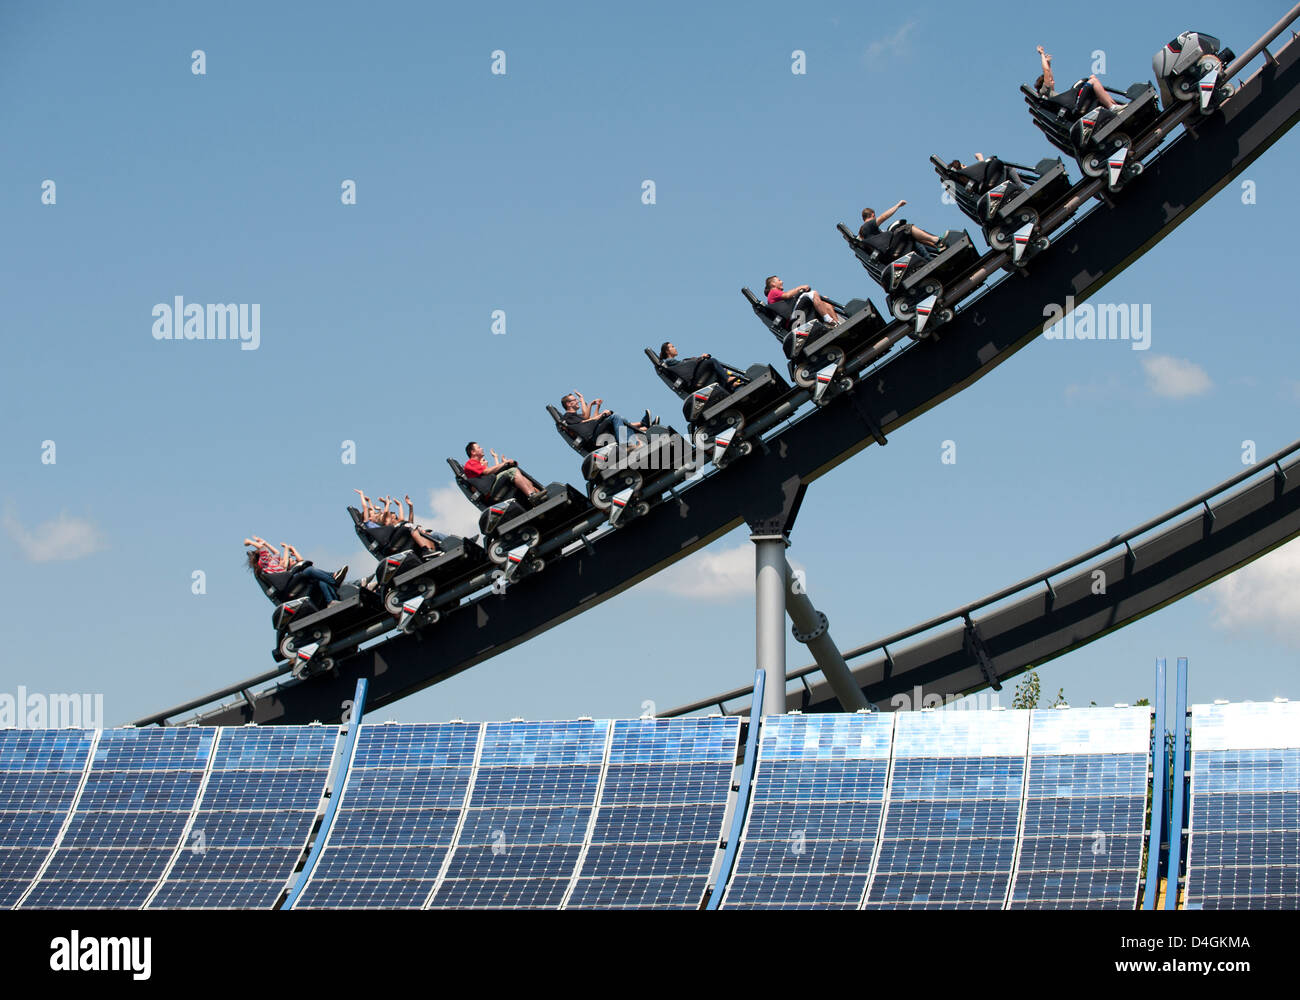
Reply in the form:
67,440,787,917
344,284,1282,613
281,678,369,909
705,670,765,910
1141,659,1167,910
1163,658,1189,909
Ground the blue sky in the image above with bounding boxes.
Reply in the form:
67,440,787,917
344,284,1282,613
2,0,1297,727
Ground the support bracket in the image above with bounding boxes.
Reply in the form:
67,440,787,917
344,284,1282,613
962,613,1002,691
846,386,888,446
743,475,807,539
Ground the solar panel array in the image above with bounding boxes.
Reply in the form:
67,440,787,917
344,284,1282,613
566,718,739,909
0,729,95,907
1186,701,1300,909
722,714,892,909
428,720,609,909
866,711,1029,909
21,728,215,909
1008,708,1151,908
4,703,1294,909
148,727,337,909
294,723,478,908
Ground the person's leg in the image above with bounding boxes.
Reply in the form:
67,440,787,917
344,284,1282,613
1088,76,1118,109
509,469,538,497
617,413,648,447
909,224,942,247
298,567,339,605
702,358,742,390
410,530,439,552
808,291,841,325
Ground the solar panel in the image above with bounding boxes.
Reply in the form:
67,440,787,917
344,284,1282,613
1008,707,1151,909
147,727,337,909
864,710,1028,909
293,723,479,910
20,728,215,910
565,718,740,909
428,720,609,909
1185,701,1300,909
723,713,893,909
0,731,96,908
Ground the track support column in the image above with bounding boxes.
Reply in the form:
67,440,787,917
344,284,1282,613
784,562,869,712
743,475,808,717
753,535,789,716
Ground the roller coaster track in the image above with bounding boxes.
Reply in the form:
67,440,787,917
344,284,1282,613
143,15,1300,727
663,437,1300,717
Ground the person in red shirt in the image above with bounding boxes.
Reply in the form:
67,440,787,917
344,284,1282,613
764,276,842,328
463,442,541,501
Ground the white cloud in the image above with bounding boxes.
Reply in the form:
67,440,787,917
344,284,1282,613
1141,355,1211,399
4,510,106,563
1202,540,1300,645
866,21,917,64
645,544,807,603
425,484,483,539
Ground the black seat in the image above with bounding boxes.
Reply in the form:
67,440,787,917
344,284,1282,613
547,404,594,456
836,225,890,288
644,348,747,399
255,563,315,605
347,506,414,559
447,457,527,508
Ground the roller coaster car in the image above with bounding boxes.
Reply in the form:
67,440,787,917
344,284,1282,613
1154,31,1234,114
741,289,888,403
645,349,791,468
345,506,489,630
930,155,1071,265
258,567,385,677
545,406,697,526
1021,80,1160,191
447,458,593,581
348,507,446,562
376,535,490,633
836,224,978,337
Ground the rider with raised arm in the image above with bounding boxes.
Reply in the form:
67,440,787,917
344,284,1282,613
243,536,345,607
1034,44,1121,111
560,392,652,447
463,442,542,501
859,201,946,259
